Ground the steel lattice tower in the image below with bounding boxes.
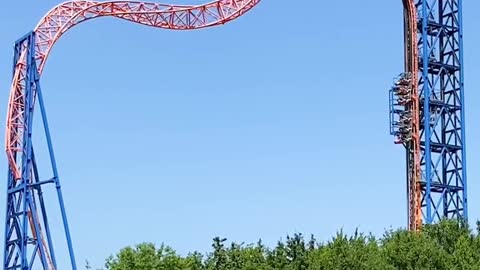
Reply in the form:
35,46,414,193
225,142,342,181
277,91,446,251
390,0,467,230
3,1,261,269
3,33,77,270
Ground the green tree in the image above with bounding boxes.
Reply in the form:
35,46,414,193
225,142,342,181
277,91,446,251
382,228,453,270
101,219,480,270
309,229,393,270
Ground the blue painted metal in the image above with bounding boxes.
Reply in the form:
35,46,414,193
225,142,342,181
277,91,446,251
458,0,468,221
389,73,413,145
2,31,78,270
36,65,78,270
416,0,467,224
390,0,467,228
389,84,398,136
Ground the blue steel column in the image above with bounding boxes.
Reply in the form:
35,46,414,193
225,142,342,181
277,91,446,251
416,0,467,224
458,0,468,221
3,31,78,270
420,0,433,223
36,71,78,270
2,32,50,270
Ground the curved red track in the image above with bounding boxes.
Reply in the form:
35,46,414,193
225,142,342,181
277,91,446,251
5,1,260,268
6,0,260,181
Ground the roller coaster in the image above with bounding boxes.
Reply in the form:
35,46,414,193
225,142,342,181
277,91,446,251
390,0,467,231
2,0,467,269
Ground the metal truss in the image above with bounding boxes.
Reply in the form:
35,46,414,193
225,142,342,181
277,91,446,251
3,1,260,269
390,0,467,230
417,0,467,225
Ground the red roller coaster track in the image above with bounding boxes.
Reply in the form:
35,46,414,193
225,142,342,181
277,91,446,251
402,0,421,231
3,0,433,267
4,1,260,269
6,0,260,181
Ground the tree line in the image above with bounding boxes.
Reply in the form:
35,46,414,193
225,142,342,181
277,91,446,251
88,219,480,270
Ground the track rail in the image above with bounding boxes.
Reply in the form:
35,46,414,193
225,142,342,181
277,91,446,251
3,1,260,269
6,0,259,181
402,0,421,231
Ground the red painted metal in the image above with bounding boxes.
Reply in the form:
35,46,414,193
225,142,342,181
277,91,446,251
402,0,422,231
5,0,260,182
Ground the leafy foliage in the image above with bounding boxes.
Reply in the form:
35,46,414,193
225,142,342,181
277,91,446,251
93,219,480,270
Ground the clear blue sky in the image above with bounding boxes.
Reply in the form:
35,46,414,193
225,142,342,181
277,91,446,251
1,0,480,269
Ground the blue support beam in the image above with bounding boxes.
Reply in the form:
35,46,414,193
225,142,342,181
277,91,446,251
417,0,467,224
2,31,77,270
390,0,467,228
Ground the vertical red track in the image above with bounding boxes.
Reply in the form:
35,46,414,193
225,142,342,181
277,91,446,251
402,0,422,231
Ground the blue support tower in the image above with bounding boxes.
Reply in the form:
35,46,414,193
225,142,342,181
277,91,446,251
417,0,467,224
390,0,467,228
3,32,77,270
